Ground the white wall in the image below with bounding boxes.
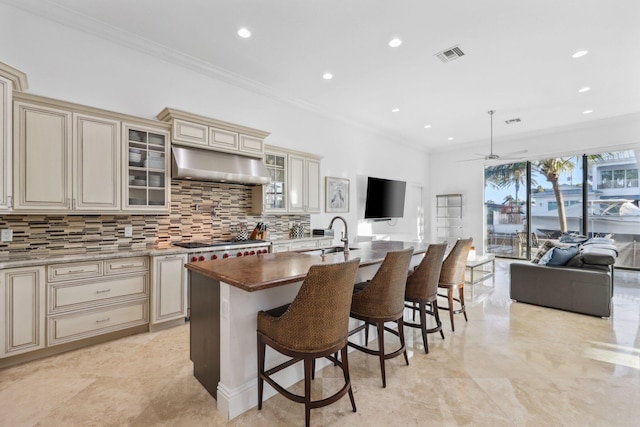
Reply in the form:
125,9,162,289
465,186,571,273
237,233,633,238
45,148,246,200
0,4,429,243
429,114,640,254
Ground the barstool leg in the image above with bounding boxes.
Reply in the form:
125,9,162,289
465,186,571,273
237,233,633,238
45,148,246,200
341,345,357,412
397,318,409,365
419,301,429,354
448,288,456,332
377,321,386,388
257,335,265,409
459,286,468,322
304,358,313,427
433,300,445,339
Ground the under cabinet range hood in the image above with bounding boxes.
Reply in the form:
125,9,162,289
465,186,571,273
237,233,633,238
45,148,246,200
171,145,271,185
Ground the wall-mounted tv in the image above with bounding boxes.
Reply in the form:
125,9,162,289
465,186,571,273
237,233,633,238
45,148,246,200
364,176,407,219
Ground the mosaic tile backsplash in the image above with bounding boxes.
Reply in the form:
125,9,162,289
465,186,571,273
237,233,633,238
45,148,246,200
0,180,311,255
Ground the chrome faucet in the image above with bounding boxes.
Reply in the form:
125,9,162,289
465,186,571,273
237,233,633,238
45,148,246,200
328,216,349,254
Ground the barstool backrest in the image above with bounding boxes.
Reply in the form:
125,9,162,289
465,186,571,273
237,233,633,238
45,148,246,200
439,238,473,286
406,243,448,300
351,247,414,318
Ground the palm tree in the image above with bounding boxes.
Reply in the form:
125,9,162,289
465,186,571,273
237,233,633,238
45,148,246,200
531,158,576,233
485,162,528,206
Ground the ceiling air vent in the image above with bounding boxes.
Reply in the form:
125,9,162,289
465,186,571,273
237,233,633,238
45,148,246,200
435,45,465,63
505,118,522,124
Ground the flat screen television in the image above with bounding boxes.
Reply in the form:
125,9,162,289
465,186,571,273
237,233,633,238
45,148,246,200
364,176,406,219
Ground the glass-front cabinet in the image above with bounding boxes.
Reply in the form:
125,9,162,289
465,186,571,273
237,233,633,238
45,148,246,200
264,151,287,212
123,123,170,212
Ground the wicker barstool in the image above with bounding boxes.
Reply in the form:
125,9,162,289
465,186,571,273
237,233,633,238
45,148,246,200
348,247,414,388
257,258,361,427
437,238,473,332
404,243,448,353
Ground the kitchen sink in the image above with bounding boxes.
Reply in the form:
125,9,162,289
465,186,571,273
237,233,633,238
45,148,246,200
300,246,359,256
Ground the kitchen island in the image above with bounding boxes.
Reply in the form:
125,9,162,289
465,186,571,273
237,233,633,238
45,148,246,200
185,240,428,420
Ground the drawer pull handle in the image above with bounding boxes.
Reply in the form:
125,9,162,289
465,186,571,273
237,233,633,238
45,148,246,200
65,269,87,274
95,317,111,323
119,264,136,268
96,288,111,294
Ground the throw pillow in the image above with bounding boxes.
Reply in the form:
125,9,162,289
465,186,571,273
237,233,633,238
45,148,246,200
547,245,580,266
531,240,555,263
559,233,588,244
538,247,555,265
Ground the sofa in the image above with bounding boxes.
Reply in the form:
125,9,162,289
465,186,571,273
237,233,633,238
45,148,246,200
510,237,618,317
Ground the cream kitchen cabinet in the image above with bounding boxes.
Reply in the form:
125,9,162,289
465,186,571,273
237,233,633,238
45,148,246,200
157,107,268,157
150,254,187,327
0,266,46,358
253,146,322,214
47,256,149,346
13,96,121,212
0,62,27,212
123,123,170,213
288,153,320,213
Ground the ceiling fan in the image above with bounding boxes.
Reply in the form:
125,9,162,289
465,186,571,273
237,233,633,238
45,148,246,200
460,110,528,162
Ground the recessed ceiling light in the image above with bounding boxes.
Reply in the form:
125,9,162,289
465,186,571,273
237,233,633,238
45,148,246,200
237,28,251,38
322,72,333,80
582,110,593,114
391,108,400,113
448,137,454,141
578,87,591,93
572,50,588,58
424,125,431,129
389,38,402,48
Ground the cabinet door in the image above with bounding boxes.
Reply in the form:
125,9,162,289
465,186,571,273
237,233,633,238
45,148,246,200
13,102,72,210
263,151,288,212
239,134,264,156
150,255,187,324
73,113,121,210
123,123,170,212
209,127,239,152
305,158,321,213
0,76,11,210
0,266,46,358
288,154,305,212
173,119,208,146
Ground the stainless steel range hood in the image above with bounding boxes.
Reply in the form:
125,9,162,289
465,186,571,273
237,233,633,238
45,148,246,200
171,145,271,185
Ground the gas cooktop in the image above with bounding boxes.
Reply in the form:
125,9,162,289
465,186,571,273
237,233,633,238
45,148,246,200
173,240,267,249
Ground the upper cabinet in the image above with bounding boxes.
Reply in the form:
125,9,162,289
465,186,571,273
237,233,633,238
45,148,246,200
157,107,269,157
122,123,170,212
12,93,171,214
0,62,28,212
253,145,321,214
13,98,120,212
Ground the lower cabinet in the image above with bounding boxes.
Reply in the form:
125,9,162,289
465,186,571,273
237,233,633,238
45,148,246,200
46,256,149,346
0,266,46,358
150,254,187,326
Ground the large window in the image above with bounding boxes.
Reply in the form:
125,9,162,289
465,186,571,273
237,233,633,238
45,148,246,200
484,150,640,269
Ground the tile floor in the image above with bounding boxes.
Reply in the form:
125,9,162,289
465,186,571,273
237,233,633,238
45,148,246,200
1,259,639,426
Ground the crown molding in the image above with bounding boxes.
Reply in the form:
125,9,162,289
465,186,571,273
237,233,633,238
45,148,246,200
1,0,424,153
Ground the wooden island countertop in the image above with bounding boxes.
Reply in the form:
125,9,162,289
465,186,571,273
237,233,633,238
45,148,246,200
185,240,429,292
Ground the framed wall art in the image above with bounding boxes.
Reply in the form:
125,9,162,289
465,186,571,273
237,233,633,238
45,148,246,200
325,177,349,213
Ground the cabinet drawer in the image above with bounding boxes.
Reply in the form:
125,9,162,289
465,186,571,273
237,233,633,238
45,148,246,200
173,119,208,145
48,299,148,346
209,127,239,151
49,273,148,313
105,256,148,275
48,261,103,282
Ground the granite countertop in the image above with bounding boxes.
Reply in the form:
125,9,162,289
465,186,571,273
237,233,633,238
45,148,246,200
185,240,428,292
0,236,336,269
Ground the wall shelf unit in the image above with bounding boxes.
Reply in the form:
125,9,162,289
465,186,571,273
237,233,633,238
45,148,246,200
436,193,463,244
